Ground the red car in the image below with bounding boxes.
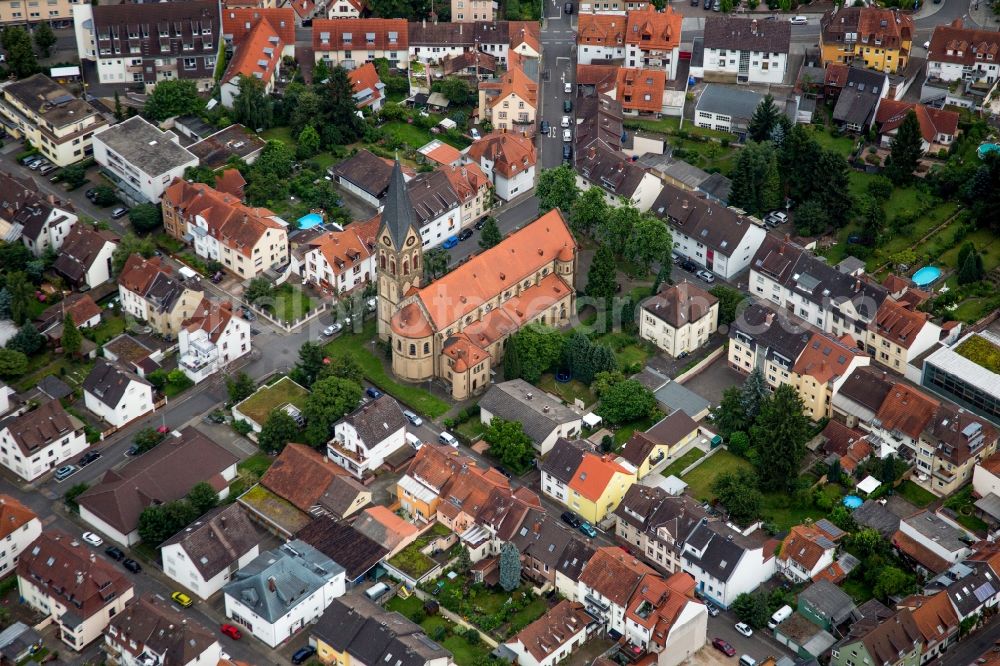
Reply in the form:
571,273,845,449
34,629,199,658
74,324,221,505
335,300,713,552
712,637,736,657
221,624,242,640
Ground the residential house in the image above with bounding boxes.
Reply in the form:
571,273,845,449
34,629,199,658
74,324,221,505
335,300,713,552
407,20,540,68
82,359,155,430
749,235,889,340
624,5,682,78
441,163,491,229
161,179,289,280
777,520,846,583
897,591,960,664
397,444,508,522
0,74,107,167
510,510,576,588
829,608,922,666
504,600,593,666
694,84,764,136
352,506,420,558
615,67,667,116
72,0,220,90
575,146,663,211
104,596,221,666
541,438,636,524
223,540,346,648
466,131,536,201
875,100,960,153
974,452,1000,504
220,15,289,109
0,496,41,578
451,0,495,22
77,427,238,545
325,0,364,16
160,504,266,600
702,17,790,84
555,538,595,600
622,571,707,666
577,14,627,65
915,404,997,497
328,395,409,479
479,65,537,134
302,215,379,294
820,6,914,73
639,282,719,358
0,400,87,482
405,169,463,249
92,116,199,204
18,531,134,651
0,172,77,257
419,140,464,168
817,419,873,476
312,19,408,70
541,439,591,511
35,293,102,342
178,299,252,384
680,521,778,609
479,379,582,456
295,517,388,586
348,62,385,112
866,298,943,375
650,183,767,280
329,149,412,208
832,67,889,132
923,19,1000,108
613,485,708,574
925,557,1000,622
921,327,1000,427
894,511,972,575
51,224,118,289
187,125,266,173
221,7,296,54
311,596,452,665
619,411,700,480
578,546,657,635
798,579,857,631
117,255,204,337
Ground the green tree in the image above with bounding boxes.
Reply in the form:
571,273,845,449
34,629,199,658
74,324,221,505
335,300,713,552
478,217,502,249
455,545,472,574
302,376,362,447
728,431,751,457
297,125,321,159
793,199,830,236
569,186,609,236
5,272,34,326
133,427,166,454
747,94,780,143
751,384,810,491
64,482,89,513
732,591,770,629
849,528,886,558
33,21,56,58
436,77,473,105
322,355,364,384
624,214,672,275
57,162,89,190
598,379,656,425
712,387,748,439
0,348,27,378
591,370,625,398
858,194,887,247
585,245,617,302
92,185,118,207
502,327,564,383
137,505,174,545
244,140,295,206
873,566,914,601
143,80,204,121
3,27,37,78
536,165,580,213
886,110,923,185
258,408,300,454
423,247,450,281
111,235,156,274
61,313,82,356
183,164,216,186
128,203,163,234
739,368,769,423
729,141,781,217
231,74,274,130
244,277,274,305
226,371,256,404
709,285,746,326
291,341,327,388
6,324,43,356
712,468,763,526
290,90,323,135
319,66,366,146
957,242,985,284
499,541,521,592
483,416,534,471
114,91,125,122
867,175,894,201
186,481,219,515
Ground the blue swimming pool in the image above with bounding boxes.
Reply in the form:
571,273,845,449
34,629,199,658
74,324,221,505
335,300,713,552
298,212,323,229
843,495,863,509
912,266,942,287
978,143,1000,160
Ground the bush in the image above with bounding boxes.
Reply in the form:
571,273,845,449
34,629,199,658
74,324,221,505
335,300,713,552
232,419,252,436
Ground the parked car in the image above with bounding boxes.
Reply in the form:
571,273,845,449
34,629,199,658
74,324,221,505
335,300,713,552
470,128,481,141
562,144,572,162
171,591,194,608
82,532,103,547
475,217,489,230
458,228,474,241
438,431,459,447
79,451,101,466
29,158,49,170
20,155,39,166
712,0,720,9
495,466,512,479
210,271,224,283
38,164,57,176
403,410,423,426
366,387,383,399
111,206,129,219
696,269,716,283
562,129,572,142
221,624,242,640
442,236,459,249
789,14,808,24
564,81,572,94
706,603,720,617
53,465,77,481
291,646,317,665
560,512,581,528
322,323,342,337
712,638,736,657
540,119,550,135
561,115,570,128
578,521,598,538
765,210,788,227
735,622,753,638
563,1,573,12
680,259,698,272
85,187,98,201
239,305,256,321
127,444,141,456
123,558,142,573
105,546,125,561
563,99,572,113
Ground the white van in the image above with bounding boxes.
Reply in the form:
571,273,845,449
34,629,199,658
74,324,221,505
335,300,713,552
739,656,756,666
438,431,459,447
768,604,793,630
406,432,423,450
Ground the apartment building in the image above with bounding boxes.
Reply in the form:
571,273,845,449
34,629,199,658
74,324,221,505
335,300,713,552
479,65,537,133
624,5,682,78
0,0,81,26
312,18,408,70
820,6,914,74
117,254,203,337
302,215,378,294
926,19,1000,86
613,485,708,574
639,281,719,358
577,14,626,65
178,300,252,384
702,17,790,85
451,0,495,22
866,298,943,375
0,496,41,579
465,131,536,201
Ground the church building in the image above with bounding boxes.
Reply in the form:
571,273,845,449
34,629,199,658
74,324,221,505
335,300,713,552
376,162,577,400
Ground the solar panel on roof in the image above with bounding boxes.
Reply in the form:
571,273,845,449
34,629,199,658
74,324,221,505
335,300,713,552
974,582,996,603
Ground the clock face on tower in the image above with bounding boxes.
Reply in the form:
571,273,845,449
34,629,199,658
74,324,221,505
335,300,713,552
406,236,416,247
382,235,391,246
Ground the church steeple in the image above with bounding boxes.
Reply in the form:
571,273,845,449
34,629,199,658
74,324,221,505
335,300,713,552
376,161,423,341
379,161,419,251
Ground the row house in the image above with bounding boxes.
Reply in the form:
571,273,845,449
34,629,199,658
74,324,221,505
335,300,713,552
729,303,870,419
541,438,636,525
577,14,626,65
866,297,944,379
312,18,408,70
51,224,118,290
408,20,539,67
575,145,663,211
615,67,667,116
178,299,252,384
0,0,81,26
0,171,77,258
302,215,379,294
0,74,107,167
325,0,365,19
465,131,536,201
105,596,222,666
829,607,922,666
117,254,203,337
503,600,592,666
894,511,972,576
162,179,289,280
618,411,701,481
478,65,537,134
702,17,790,85
897,591,959,664
0,400,87,483
450,0,496,22
613,485,708,575
406,168,463,249
914,403,997,496
73,0,220,91
625,5,682,79
820,5,914,74
441,163,491,229
923,19,1000,109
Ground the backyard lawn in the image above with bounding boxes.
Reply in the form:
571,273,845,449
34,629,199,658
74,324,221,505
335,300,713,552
15,355,94,393
84,314,126,346
761,483,845,532
592,331,656,370
895,479,935,508
623,116,733,141
680,449,752,501
264,284,313,323
387,595,492,666
383,121,435,148
806,125,858,158
661,448,705,478
234,376,309,426
537,373,597,407
324,320,450,418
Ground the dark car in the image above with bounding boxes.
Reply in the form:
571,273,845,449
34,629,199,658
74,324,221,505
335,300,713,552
122,558,142,573
560,511,581,528
562,144,572,162
475,217,488,230
496,466,512,479
563,1,573,13
540,119,550,135
291,646,317,664
681,259,698,272
366,387,383,399
704,0,712,8
458,228,473,241
563,99,572,113
105,546,125,561
210,271,224,283
127,443,141,456
85,187,98,201
78,451,101,466
712,638,736,657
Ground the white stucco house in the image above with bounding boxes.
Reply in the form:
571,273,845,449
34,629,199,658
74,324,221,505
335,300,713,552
701,17,790,85
679,521,777,610
0,401,88,483
465,131,536,202
83,359,155,429
0,495,41,579
328,395,409,479
178,300,253,384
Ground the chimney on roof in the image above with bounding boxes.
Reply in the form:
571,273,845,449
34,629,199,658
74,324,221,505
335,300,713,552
765,311,774,326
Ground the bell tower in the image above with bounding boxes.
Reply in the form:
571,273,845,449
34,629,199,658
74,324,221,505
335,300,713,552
377,161,423,341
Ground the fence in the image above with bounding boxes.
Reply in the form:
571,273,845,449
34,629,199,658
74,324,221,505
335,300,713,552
250,301,328,332
674,343,727,384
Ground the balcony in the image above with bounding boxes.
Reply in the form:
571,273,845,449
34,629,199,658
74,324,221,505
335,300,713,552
328,439,367,464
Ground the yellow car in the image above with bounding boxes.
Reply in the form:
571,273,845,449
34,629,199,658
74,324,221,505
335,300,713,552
171,592,194,608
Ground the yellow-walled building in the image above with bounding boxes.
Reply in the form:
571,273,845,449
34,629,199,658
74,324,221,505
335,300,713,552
541,439,636,525
820,6,914,74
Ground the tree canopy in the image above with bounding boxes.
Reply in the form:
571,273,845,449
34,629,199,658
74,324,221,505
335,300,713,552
302,376,362,447
537,165,580,214
886,110,923,185
258,409,301,454
482,417,535,471
598,379,656,425
729,141,781,217
143,80,204,121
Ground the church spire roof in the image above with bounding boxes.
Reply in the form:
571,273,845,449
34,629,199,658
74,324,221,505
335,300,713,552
380,161,418,250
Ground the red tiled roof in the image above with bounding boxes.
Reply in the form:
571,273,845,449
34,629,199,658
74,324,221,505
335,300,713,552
119,255,170,296
488,65,537,109
580,546,657,606
0,495,37,539
875,100,959,144
308,215,379,280
182,298,237,344
870,298,933,349
510,601,591,663
578,14,626,48
893,530,950,574
567,453,632,503
615,67,665,114
261,443,350,512
312,18,408,51
222,7,295,45
223,18,284,86
793,331,863,385
928,19,1000,67
441,163,489,205
824,62,849,89
575,64,618,94
466,131,536,179
348,62,383,109
625,5,682,51
875,384,939,439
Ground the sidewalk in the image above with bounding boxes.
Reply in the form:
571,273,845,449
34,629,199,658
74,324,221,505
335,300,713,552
969,0,1000,27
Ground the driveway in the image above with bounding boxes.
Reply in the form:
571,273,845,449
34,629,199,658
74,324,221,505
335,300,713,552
680,355,745,407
